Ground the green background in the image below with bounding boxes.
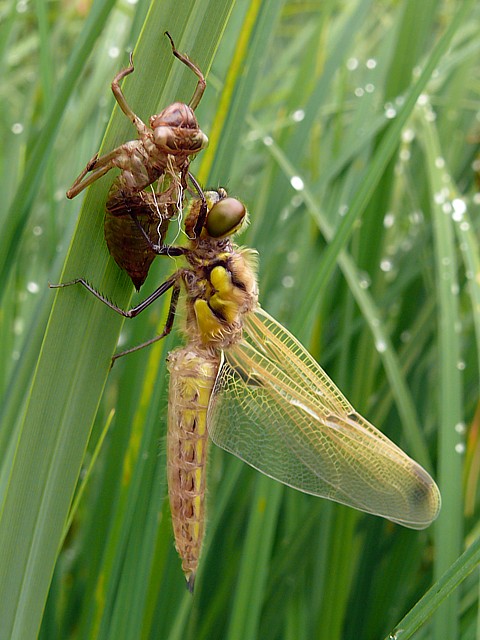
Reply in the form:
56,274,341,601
0,0,479,638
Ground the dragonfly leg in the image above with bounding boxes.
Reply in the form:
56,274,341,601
66,160,115,198
49,272,179,318
165,32,206,110
112,282,181,361
125,208,185,257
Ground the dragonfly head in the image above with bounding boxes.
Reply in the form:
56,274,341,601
186,189,249,240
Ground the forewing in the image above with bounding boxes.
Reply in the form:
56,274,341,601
208,308,441,529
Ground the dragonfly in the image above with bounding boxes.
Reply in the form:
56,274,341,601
67,32,208,289
51,189,441,591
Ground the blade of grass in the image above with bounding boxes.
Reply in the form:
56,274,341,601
384,534,480,640
0,2,234,638
419,104,464,639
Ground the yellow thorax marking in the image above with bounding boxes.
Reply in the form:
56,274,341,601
194,266,243,341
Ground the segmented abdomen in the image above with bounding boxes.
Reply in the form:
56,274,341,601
166,347,219,591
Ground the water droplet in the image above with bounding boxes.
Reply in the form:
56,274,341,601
456,361,466,371
400,331,411,343
290,176,304,191
459,221,470,231
409,210,423,224
346,57,359,71
338,204,349,217
435,157,445,169
16,0,28,13
384,103,397,119
402,128,415,143
375,339,387,353
441,257,450,266
365,83,375,93
108,46,120,59
474,193,480,205
282,275,294,288
33,226,43,236
27,281,39,294
359,273,371,289
452,198,466,221
291,194,303,208
126,0,138,5
11,122,24,134
399,149,410,161
14,318,24,335
366,58,377,69
263,136,273,146
287,251,298,264
383,212,395,228
291,109,305,122
355,87,365,97
455,422,466,434
451,283,459,295
417,94,428,106
442,202,452,214
455,443,465,454
380,259,392,272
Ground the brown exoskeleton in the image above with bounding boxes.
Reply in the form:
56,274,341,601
67,32,209,289
66,32,208,199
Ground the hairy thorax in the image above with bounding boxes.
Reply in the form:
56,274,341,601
182,238,258,350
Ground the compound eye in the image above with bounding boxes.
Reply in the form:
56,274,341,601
206,198,246,238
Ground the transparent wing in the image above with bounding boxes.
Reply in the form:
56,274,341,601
208,308,441,529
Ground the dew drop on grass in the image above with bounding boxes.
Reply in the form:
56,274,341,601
291,109,305,122
290,176,304,191
452,198,466,221
346,57,359,71
380,259,392,272
27,281,40,294
383,212,395,228
375,339,387,353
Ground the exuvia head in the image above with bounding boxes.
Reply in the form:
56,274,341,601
151,103,209,154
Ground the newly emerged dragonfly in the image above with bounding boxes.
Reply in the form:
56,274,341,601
52,190,441,591
67,33,208,289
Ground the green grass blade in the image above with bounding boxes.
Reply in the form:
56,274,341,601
0,2,234,638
